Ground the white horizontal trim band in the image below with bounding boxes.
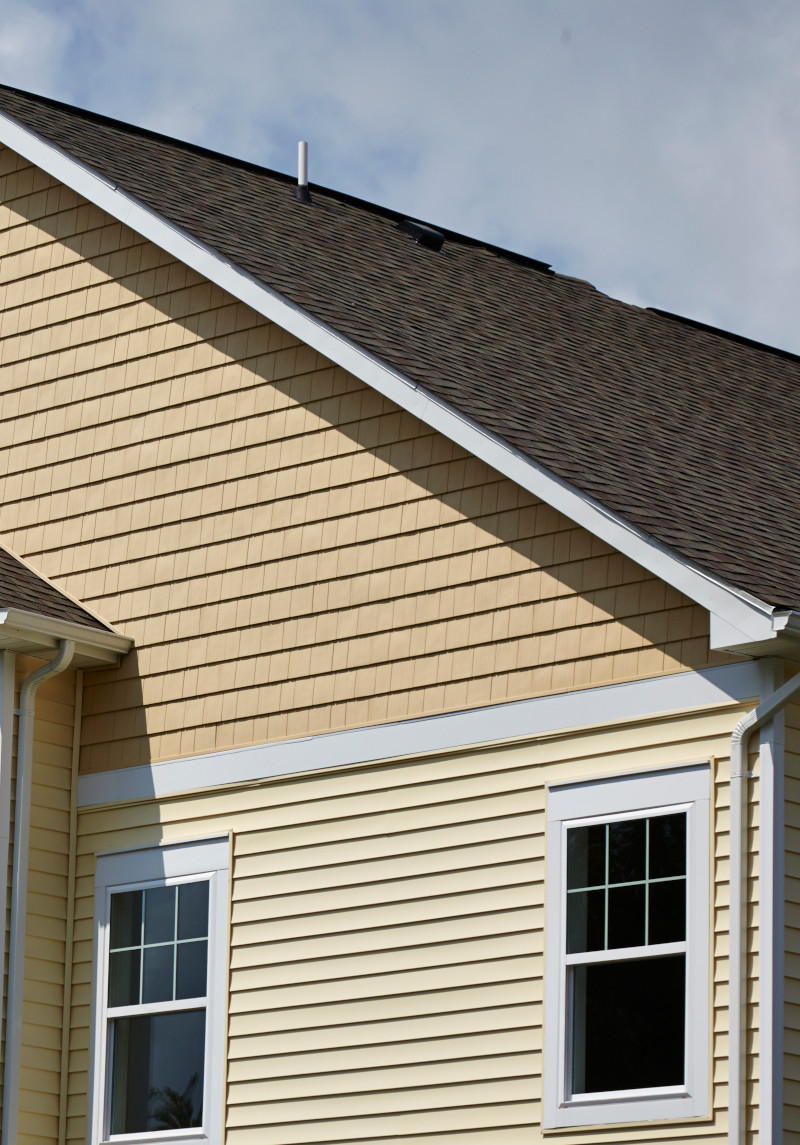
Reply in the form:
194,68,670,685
0,110,780,646
78,660,760,808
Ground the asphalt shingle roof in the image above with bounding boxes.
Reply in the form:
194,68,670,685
0,544,110,630
0,84,797,609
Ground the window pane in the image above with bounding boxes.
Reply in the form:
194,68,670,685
109,1010,205,1133
108,949,140,1007
649,813,687,879
570,954,685,1094
110,891,142,950
608,818,645,884
567,825,605,890
142,944,174,1004
566,889,605,953
177,940,208,1000
144,885,175,945
607,883,645,949
178,882,209,941
649,878,686,944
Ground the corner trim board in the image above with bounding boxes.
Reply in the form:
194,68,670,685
77,661,761,808
0,109,781,649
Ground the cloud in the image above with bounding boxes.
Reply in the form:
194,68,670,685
3,1,800,352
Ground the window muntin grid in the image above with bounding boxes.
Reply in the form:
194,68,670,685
565,811,686,954
108,881,210,1008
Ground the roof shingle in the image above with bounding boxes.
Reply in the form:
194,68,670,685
0,85,797,609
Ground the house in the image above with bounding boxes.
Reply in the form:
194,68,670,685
0,81,794,1145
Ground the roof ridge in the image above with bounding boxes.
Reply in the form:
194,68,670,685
0,83,553,274
648,306,800,366
1,85,798,613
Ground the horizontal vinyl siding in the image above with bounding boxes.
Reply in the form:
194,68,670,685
68,703,750,1144
0,145,735,775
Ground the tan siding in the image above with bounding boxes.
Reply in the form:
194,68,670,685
0,144,735,777
66,702,752,1144
16,658,76,1145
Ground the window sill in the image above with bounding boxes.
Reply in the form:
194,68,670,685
546,1086,708,1129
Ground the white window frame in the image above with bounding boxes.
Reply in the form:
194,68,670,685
543,764,710,1128
89,838,229,1145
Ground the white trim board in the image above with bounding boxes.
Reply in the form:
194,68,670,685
78,660,761,808
0,108,784,650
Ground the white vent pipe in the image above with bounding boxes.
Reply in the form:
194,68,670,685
298,141,308,188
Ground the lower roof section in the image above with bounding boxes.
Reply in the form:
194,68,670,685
0,607,131,668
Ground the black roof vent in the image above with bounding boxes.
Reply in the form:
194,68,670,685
398,219,445,252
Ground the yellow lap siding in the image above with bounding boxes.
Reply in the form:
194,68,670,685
65,701,751,1143
0,144,735,775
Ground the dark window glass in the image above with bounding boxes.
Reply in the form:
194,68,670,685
178,882,209,941
607,883,645,949
649,813,686,879
608,818,646,884
649,879,686,944
177,940,208,1000
570,954,685,1094
142,945,174,1004
108,949,140,1007
566,889,605,954
567,825,605,890
144,886,175,945
110,891,142,950
109,1010,205,1133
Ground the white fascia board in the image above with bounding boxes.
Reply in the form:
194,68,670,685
0,608,131,667
78,660,761,808
0,110,784,649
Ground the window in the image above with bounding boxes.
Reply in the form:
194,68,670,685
543,765,710,1128
90,839,229,1145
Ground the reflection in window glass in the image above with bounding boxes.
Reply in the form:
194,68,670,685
142,944,174,1004
566,811,687,953
110,891,142,950
106,881,212,1134
109,1010,205,1133
178,882,209,941
571,955,685,1094
108,881,210,1007
177,940,208,1000
108,949,140,1008
144,885,175,945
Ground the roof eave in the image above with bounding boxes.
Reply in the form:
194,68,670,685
0,608,132,668
711,609,800,659
0,106,786,658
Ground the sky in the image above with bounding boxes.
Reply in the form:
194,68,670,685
1,1,800,352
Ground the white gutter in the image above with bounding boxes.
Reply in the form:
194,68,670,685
0,607,130,667
728,665,800,1145
2,639,75,1145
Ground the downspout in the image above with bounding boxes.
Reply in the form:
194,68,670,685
1,640,74,1145
57,668,82,1145
728,665,800,1145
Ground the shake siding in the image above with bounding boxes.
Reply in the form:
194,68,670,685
0,143,734,778
16,658,77,1145
68,703,748,1144
784,700,800,1137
